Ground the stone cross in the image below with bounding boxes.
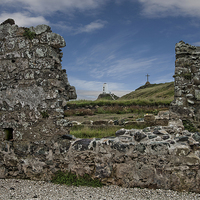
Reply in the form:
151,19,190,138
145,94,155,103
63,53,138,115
146,74,150,82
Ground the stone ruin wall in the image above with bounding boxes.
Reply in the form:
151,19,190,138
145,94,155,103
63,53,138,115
0,19,77,142
1,125,200,193
1,22,200,193
170,41,200,129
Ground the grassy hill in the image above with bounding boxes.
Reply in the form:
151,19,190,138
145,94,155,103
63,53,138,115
97,93,119,100
67,82,174,108
67,82,174,138
120,82,174,102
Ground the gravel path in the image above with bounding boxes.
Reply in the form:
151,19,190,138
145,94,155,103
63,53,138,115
0,179,200,200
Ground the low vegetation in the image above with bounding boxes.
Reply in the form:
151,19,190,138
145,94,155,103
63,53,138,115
23,28,36,40
70,125,118,138
182,120,197,132
40,111,49,118
64,105,161,117
120,82,174,101
67,82,174,138
52,171,103,187
67,98,172,108
67,82,174,109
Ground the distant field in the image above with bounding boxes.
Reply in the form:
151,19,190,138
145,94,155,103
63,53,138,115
119,82,174,101
67,82,174,108
66,82,174,138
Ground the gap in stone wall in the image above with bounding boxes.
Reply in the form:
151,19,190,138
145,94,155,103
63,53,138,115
4,128,13,141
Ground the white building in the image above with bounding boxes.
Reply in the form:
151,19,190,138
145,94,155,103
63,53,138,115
103,83,109,94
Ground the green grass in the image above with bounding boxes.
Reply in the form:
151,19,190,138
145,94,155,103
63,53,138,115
120,82,174,101
66,82,173,139
65,104,162,117
67,98,172,109
70,119,154,138
124,123,148,130
182,120,197,132
52,171,103,187
23,28,36,40
66,82,174,109
70,125,118,138
40,111,49,118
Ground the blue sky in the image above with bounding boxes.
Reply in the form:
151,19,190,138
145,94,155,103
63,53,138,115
1,0,200,100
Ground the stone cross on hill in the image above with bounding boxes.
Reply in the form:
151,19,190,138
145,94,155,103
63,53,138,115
146,74,150,82
145,74,150,85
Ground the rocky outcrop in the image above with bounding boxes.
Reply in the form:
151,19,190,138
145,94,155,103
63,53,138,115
0,19,76,142
170,41,200,129
1,124,200,192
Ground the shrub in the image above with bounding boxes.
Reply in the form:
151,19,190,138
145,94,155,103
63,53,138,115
182,120,197,132
40,111,49,118
23,29,36,40
52,171,103,187
183,73,192,80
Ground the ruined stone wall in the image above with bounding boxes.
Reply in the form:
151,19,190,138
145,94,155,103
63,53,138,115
0,19,76,142
1,126,200,193
1,24,200,193
170,41,200,128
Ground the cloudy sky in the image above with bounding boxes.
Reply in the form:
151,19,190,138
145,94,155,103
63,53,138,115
1,0,200,100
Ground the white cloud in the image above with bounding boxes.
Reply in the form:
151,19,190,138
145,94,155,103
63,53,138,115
112,90,131,97
75,20,107,34
0,12,49,27
105,57,157,79
193,42,200,46
75,90,101,100
88,55,158,80
69,78,103,91
0,1,108,29
0,13,106,34
138,0,200,17
2,0,200,21
76,89,131,100
69,77,127,91
67,29,170,81
154,73,174,84
1,0,107,15
65,29,138,73
68,77,131,100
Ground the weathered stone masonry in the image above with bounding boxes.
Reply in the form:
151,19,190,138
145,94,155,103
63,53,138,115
1,21,200,193
0,19,76,142
1,126,200,193
170,41,200,128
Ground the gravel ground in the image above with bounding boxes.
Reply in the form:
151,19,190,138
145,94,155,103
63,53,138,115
0,179,200,200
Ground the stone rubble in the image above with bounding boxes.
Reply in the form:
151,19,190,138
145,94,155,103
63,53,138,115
69,111,170,128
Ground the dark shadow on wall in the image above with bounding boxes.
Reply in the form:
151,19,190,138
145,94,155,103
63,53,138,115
4,128,13,141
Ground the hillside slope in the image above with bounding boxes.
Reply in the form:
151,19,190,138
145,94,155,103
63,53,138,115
97,93,119,100
120,82,174,101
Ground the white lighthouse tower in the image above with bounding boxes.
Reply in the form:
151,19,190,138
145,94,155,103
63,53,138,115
103,83,108,94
